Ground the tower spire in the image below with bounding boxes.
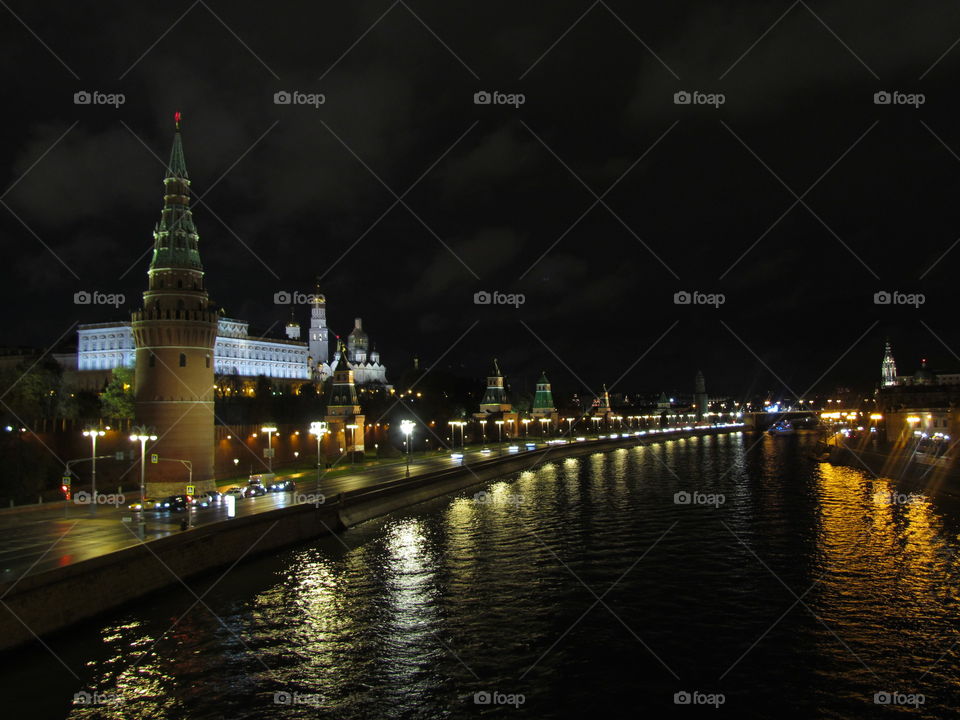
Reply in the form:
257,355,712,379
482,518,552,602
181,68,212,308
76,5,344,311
151,113,201,272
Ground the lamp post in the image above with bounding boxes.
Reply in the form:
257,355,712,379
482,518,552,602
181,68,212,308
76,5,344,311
539,417,549,439
565,417,574,436
82,428,104,512
346,424,358,465
401,419,414,477
309,421,328,486
479,419,487,445
130,426,157,540
495,420,504,455
522,418,531,438
261,425,277,473
592,416,601,436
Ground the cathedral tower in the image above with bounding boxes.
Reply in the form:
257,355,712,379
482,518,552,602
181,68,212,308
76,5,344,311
308,282,329,372
881,342,897,387
131,113,219,495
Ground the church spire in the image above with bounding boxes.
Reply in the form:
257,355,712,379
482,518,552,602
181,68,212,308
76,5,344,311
150,112,201,272
167,111,189,180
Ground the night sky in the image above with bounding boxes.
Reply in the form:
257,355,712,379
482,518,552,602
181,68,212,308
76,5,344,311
3,0,960,400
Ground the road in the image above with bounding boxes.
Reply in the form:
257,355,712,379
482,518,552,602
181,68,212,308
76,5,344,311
0,427,740,583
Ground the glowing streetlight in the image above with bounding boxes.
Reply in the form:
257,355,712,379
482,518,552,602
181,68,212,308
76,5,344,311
346,424,358,465
309,421,328,485
82,427,105,512
495,419,504,454
261,425,277,472
130,426,157,539
400,419,415,477
522,418,531,438
479,419,487,444
565,417,574,435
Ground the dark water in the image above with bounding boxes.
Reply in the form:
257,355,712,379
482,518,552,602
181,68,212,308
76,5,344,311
5,431,960,718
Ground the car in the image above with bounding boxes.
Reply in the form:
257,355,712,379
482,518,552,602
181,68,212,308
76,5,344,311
224,487,245,499
158,495,188,512
191,490,222,507
244,484,267,498
267,479,295,492
128,498,159,512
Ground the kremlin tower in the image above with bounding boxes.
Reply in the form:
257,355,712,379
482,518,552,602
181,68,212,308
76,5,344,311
131,113,219,495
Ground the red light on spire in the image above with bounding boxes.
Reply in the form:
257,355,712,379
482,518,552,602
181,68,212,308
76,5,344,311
174,111,181,129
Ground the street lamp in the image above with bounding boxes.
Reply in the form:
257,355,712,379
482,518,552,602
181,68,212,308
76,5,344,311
479,419,487,445
130,426,157,539
309,421,328,486
495,420,504,454
82,427,105,512
346,424,358,465
592,416,601,436
401,419,415,477
565,417,574,436
522,418,531,438
539,417,549,439
261,425,277,472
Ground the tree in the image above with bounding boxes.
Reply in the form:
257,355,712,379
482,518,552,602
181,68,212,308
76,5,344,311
100,366,135,420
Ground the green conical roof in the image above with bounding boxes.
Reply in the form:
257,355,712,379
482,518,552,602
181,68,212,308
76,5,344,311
150,115,202,271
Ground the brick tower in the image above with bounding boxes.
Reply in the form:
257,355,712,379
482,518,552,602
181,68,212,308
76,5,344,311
131,113,219,496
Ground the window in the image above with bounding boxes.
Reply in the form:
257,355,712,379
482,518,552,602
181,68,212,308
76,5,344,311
179,353,186,367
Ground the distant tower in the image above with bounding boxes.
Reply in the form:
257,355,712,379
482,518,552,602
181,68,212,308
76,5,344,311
532,371,557,418
479,359,512,413
881,342,897,387
308,284,329,370
131,113,219,494
325,341,364,457
694,370,708,420
595,383,612,416
347,318,369,363
285,309,301,340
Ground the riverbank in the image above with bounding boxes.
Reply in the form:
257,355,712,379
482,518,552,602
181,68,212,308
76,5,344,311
824,440,960,499
0,425,742,653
